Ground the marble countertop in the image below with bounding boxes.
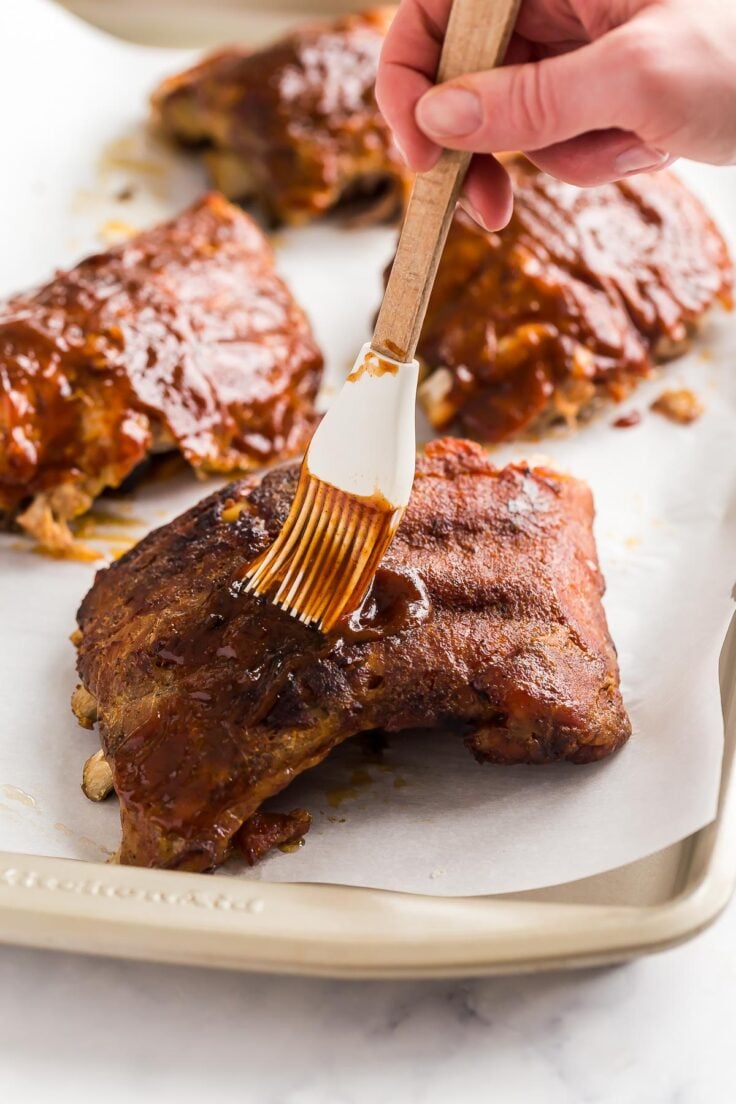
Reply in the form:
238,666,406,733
1,895,734,1103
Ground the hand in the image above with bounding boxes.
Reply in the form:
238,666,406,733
376,0,736,229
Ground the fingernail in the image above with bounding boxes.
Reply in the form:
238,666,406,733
392,137,407,165
416,87,482,138
459,197,489,231
615,144,670,175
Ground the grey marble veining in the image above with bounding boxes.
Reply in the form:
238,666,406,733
1,896,735,1103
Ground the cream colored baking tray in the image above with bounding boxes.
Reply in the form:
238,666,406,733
58,0,372,47
1,611,735,977
1,0,735,978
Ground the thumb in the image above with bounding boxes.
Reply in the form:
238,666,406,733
415,33,635,153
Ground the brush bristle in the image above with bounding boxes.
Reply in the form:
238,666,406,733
244,466,403,631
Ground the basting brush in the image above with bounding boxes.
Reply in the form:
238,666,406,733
245,0,521,631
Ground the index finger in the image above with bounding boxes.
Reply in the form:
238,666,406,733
376,0,451,171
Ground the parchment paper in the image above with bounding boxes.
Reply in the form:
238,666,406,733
1,0,734,895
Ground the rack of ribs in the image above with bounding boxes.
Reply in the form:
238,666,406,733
72,437,631,873
413,160,732,442
151,8,410,226
0,193,323,551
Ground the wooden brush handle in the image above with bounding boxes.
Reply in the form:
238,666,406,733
372,0,521,363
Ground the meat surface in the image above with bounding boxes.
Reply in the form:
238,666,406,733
415,161,732,443
151,8,410,226
651,388,704,424
0,193,322,549
74,437,631,873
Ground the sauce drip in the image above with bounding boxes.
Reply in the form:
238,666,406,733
337,566,431,643
612,411,642,429
347,350,399,383
1,785,37,808
25,542,101,563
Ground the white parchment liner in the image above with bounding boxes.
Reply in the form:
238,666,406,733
1,0,734,894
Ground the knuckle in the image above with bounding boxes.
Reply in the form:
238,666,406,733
617,23,673,99
506,63,551,146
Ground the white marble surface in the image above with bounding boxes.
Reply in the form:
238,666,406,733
1,897,734,1103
